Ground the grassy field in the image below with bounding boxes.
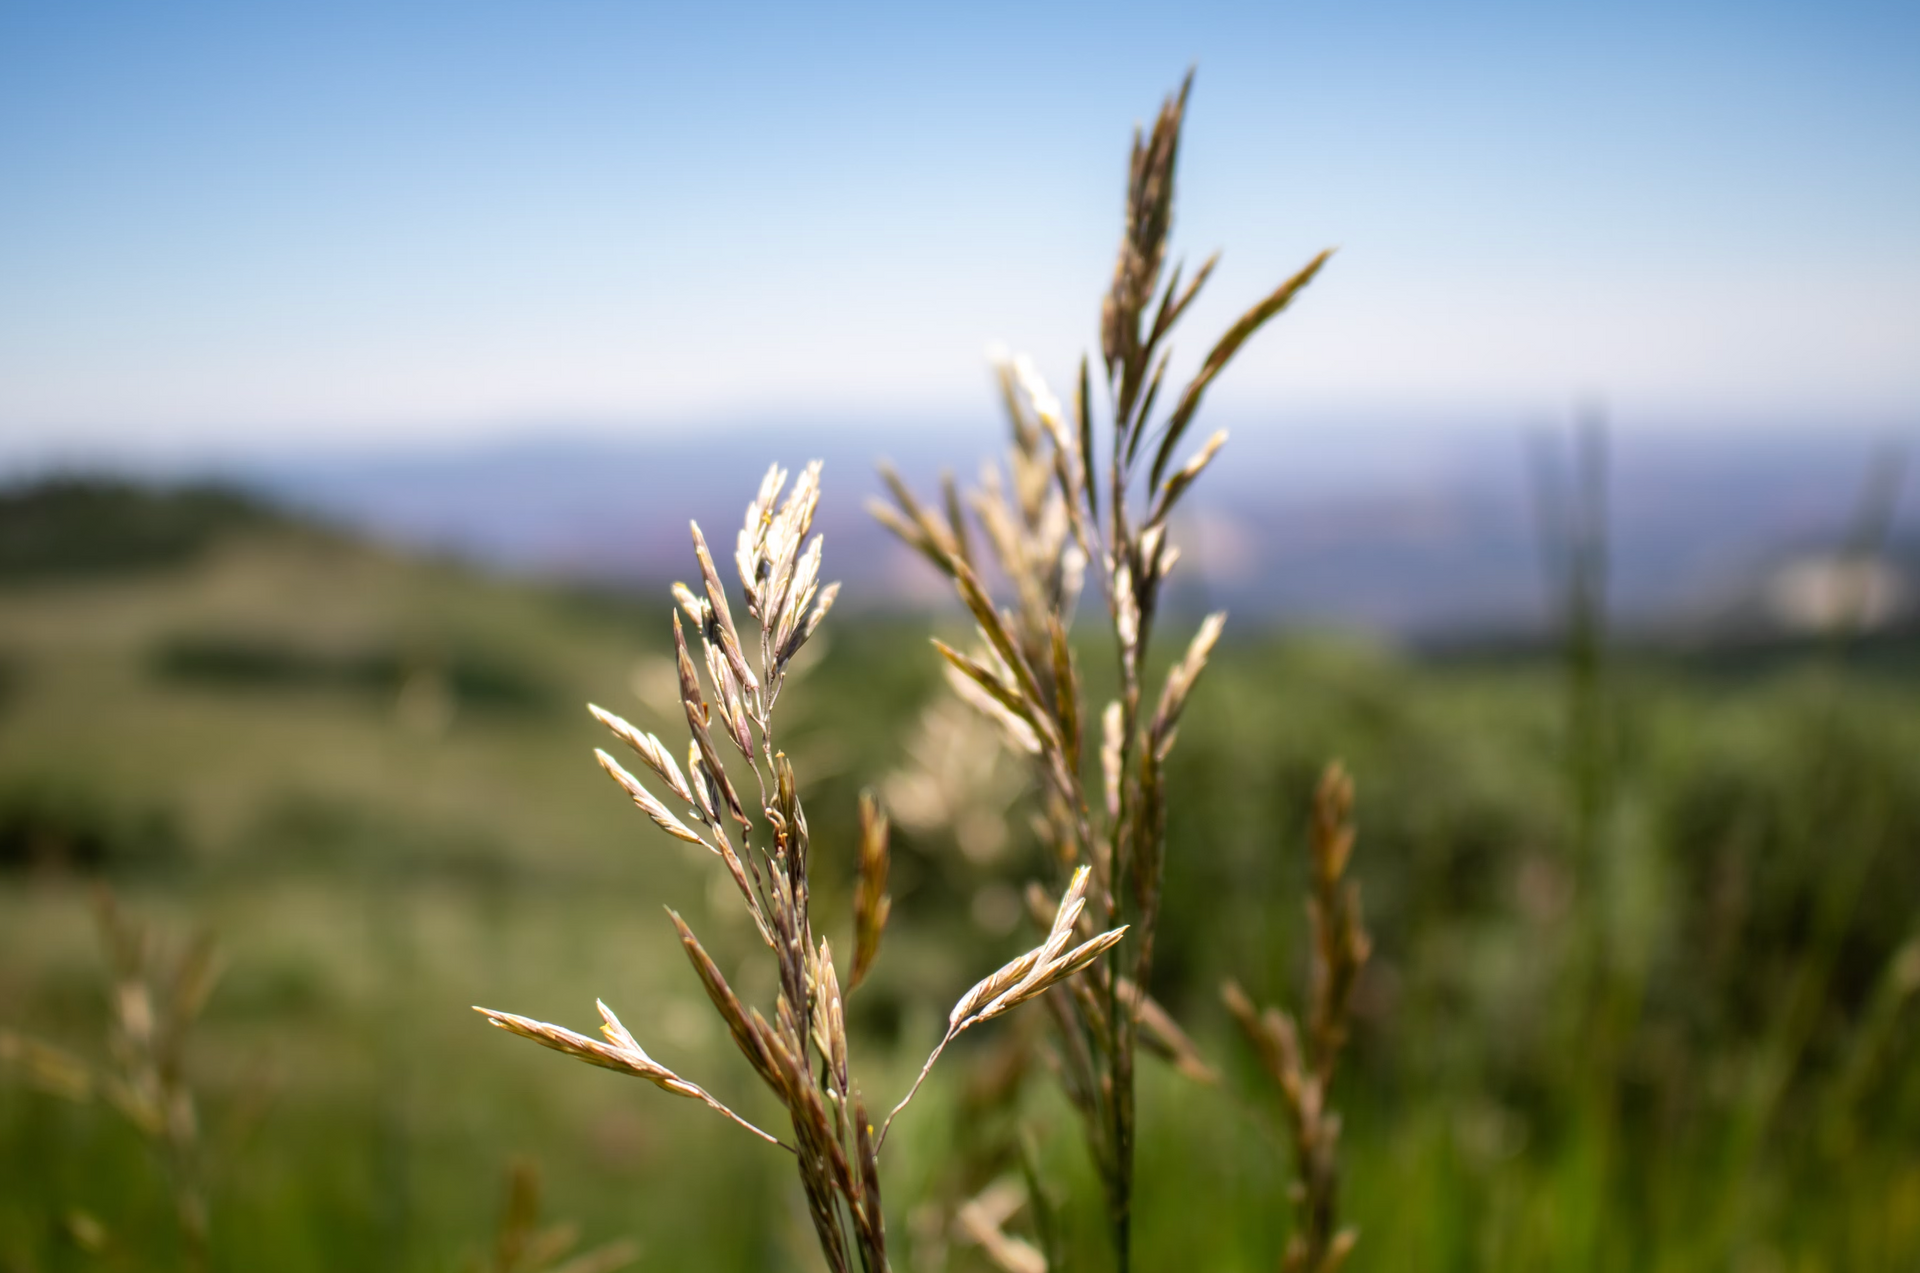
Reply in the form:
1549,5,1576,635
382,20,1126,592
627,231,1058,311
1,484,1916,1271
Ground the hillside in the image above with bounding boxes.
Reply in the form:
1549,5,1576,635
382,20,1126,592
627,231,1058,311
1,477,1916,1270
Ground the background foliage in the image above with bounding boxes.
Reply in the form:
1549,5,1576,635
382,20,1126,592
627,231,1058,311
0,480,1915,1271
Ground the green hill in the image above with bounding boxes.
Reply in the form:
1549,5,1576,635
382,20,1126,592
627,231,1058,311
1,478,1915,1271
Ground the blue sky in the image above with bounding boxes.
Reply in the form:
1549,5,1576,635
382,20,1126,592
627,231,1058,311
1,1,1915,458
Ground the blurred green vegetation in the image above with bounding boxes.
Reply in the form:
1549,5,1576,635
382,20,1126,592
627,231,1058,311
0,481,1915,1271
0,479,286,583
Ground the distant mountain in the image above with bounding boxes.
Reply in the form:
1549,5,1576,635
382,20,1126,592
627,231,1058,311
20,416,1917,638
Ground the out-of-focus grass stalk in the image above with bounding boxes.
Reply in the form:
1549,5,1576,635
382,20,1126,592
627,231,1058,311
1701,443,1908,1261
0,890,221,1271
1223,761,1371,1273
1530,410,1657,1271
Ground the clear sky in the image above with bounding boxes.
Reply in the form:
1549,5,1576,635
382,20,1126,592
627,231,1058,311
2,1,1916,458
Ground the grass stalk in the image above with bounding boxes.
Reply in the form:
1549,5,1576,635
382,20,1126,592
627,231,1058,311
1224,762,1371,1273
873,70,1331,1270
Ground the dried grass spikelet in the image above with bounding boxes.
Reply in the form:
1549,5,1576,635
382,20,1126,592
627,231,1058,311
592,749,706,847
1003,881,1214,1089
672,611,748,829
954,1178,1048,1273
849,792,892,992
881,866,1127,1147
691,520,758,695
1149,610,1225,761
475,1001,785,1149
950,866,1127,1028
1223,760,1370,1273
588,704,693,804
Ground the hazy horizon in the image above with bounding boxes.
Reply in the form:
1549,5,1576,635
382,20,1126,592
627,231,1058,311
6,415,1906,639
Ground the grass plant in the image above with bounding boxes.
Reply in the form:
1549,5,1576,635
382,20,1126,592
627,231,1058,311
0,890,220,1269
474,464,1122,1273
872,71,1331,1270
470,1161,636,1273
1224,762,1372,1273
